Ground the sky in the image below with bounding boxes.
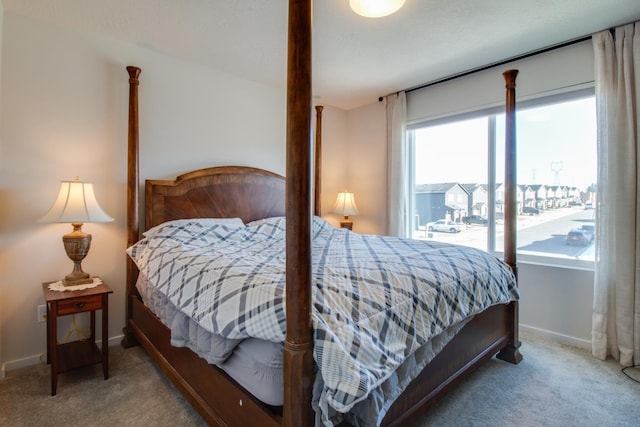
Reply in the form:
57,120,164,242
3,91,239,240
414,97,597,192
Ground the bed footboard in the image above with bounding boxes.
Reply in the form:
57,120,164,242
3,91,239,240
382,302,516,427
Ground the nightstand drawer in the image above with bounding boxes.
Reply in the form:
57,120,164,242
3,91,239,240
57,295,103,315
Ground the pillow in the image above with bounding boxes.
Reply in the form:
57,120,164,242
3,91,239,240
142,217,245,239
246,216,286,239
312,215,335,236
246,215,334,239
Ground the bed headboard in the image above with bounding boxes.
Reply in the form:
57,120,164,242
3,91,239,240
145,166,286,229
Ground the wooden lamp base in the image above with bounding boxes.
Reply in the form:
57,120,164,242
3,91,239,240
62,223,93,286
340,215,353,230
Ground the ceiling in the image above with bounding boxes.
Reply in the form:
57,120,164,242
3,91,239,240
4,0,640,110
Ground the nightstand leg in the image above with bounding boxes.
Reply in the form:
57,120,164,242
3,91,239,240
102,294,109,380
50,302,58,396
45,303,51,364
90,310,95,341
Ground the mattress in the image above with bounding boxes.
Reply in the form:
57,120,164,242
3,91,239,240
136,271,468,424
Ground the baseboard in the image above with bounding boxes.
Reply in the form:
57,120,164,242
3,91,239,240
107,335,124,347
2,334,124,374
520,324,591,350
3,328,590,372
2,354,44,372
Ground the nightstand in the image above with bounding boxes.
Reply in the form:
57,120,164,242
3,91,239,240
42,280,113,396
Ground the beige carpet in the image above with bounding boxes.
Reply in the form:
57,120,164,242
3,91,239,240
416,332,640,426
1,331,638,426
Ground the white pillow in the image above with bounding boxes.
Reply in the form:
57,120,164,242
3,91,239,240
246,216,286,239
142,217,245,239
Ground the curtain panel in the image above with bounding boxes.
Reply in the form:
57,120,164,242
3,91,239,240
386,92,410,238
592,22,640,367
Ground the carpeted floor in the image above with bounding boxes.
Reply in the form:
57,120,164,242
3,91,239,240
416,332,639,426
1,331,638,426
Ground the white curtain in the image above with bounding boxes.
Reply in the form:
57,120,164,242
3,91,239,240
386,91,410,237
592,22,640,367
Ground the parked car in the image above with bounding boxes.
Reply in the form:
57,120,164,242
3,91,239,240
584,201,593,209
427,219,464,233
566,229,591,246
522,206,540,215
462,215,488,225
580,223,595,242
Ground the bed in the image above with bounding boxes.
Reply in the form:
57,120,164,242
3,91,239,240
121,3,522,426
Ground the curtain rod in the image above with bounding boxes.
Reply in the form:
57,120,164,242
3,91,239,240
402,34,592,95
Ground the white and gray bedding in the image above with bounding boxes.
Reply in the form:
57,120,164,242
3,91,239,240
136,271,468,424
136,272,284,406
127,216,518,425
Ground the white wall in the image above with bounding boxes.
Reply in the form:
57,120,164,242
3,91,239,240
346,102,387,235
315,104,350,228
518,264,594,347
317,101,388,235
0,12,288,370
407,40,595,125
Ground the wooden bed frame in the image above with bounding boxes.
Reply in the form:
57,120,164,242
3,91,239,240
121,3,522,426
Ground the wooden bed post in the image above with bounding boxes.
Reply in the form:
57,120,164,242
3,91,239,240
121,65,141,348
502,69,518,277
284,1,314,426
497,69,522,364
314,105,324,217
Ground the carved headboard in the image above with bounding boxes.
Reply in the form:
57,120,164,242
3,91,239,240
145,166,286,229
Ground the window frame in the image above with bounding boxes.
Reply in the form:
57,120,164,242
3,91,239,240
407,87,596,271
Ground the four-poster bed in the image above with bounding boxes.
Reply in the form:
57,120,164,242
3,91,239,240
121,3,522,426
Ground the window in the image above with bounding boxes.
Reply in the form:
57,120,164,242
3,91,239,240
410,92,596,268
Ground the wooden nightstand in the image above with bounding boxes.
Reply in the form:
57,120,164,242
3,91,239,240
42,280,113,396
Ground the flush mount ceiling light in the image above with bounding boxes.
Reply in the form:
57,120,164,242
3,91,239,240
349,0,406,18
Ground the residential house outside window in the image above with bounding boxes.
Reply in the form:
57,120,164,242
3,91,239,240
410,91,596,269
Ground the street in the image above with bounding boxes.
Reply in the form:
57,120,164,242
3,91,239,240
415,206,595,261
510,208,595,260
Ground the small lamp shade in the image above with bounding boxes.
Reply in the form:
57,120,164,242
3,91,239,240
39,180,114,224
331,192,360,230
349,0,406,18
39,179,113,286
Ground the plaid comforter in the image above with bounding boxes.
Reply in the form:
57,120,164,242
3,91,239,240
127,216,518,417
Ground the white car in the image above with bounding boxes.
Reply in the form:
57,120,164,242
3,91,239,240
427,219,464,233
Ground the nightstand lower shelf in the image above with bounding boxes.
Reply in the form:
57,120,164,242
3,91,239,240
56,340,102,373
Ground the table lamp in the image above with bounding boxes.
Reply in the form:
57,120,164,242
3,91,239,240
331,191,360,230
39,178,114,286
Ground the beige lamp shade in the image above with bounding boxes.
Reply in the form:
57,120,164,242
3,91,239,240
349,0,406,18
39,179,113,286
39,180,114,224
331,192,360,216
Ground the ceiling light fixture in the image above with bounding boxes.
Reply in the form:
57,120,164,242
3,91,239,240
349,0,406,18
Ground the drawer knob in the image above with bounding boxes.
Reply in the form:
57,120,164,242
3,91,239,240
76,302,85,308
